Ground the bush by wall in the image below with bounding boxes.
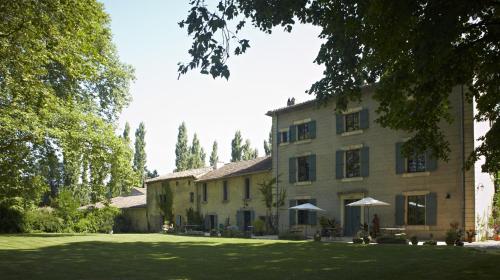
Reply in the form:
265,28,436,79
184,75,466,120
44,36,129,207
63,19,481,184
0,203,25,233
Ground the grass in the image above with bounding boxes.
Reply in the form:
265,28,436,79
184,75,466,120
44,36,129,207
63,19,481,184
0,234,499,280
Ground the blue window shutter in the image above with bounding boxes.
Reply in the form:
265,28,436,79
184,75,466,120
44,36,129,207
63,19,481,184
204,215,210,230
426,192,437,225
289,157,296,183
425,150,438,171
236,211,243,230
360,147,369,177
395,142,405,174
289,200,297,226
395,195,405,226
360,109,369,129
336,114,344,134
308,199,317,225
335,150,344,179
309,154,316,181
215,215,218,230
250,211,255,223
309,120,316,139
176,215,181,226
289,125,296,142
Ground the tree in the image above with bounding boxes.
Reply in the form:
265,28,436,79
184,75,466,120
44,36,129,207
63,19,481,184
209,141,219,166
231,131,243,162
133,122,147,187
146,169,159,179
0,0,134,207
175,122,190,171
189,133,206,168
258,175,285,233
123,122,131,141
264,129,272,156
242,139,258,160
179,0,500,173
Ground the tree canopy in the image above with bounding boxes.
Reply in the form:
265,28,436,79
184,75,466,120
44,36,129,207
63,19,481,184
0,0,135,206
209,141,219,166
133,122,147,186
178,0,500,173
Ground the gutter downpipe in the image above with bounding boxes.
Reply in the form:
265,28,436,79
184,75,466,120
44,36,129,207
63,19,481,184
275,113,280,234
460,85,466,232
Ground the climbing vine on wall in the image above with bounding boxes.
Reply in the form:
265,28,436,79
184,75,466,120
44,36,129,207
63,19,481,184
158,182,173,223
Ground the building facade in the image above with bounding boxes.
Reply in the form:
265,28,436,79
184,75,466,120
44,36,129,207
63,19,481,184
267,85,494,239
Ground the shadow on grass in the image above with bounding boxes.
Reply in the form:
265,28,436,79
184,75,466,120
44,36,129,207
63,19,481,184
1,237,499,280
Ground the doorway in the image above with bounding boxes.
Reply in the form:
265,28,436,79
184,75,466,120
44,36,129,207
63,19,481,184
344,199,361,236
243,210,252,231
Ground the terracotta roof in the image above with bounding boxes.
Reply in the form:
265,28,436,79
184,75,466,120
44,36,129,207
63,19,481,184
265,84,376,116
197,156,272,182
265,99,318,116
81,187,147,209
146,166,213,183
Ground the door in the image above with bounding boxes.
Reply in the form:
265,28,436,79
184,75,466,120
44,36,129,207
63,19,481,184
344,199,361,236
209,215,216,230
243,211,252,231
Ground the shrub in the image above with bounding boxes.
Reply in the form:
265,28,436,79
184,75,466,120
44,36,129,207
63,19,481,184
0,203,25,233
85,206,121,233
113,214,132,233
252,219,265,235
423,240,437,246
278,232,307,240
24,208,65,233
352,237,364,244
410,236,418,245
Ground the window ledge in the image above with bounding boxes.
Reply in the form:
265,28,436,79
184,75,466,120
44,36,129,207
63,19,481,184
295,181,312,186
295,139,312,144
341,130,363,137
201,201,208,204
243,198,252,202
341,177,364,182
402,172,430,178
222,200,229,203
279,142,289,146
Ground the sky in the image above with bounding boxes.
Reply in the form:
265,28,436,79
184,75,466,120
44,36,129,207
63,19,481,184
100,0,324,174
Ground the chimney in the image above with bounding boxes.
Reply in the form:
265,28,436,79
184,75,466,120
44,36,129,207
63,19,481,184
287,97,295,106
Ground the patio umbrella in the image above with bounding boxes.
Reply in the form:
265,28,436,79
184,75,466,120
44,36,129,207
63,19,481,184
289,203,325,237
346,197,389,237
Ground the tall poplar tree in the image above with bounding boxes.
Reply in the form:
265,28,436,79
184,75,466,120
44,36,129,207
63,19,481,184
189,133,206,168
242,139,258,160
133,122,147,186
264,129,272,156
175,122,190,171
231,131,243,162
209,141,219,166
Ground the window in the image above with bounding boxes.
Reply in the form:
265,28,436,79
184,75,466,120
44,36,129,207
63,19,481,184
189,192,194,203
345,149,361,178
407,153,426,173
280,131,289,143
297,199,309,225
345,112,360,132
297,123,310,141
175,181,179,186
188,180,191,185
407,195,426,225
202,183,207,202
244,178,250,199
297,156,310,182
159,194,166,203
223,181,228,201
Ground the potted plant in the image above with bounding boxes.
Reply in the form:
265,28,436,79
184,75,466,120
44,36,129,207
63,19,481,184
466,229,476,243
314,231,322,242
410,236,418,245
445,230,458,246
363,235,371,244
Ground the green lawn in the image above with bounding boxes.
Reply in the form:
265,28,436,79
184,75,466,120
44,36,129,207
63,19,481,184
0,234,499,280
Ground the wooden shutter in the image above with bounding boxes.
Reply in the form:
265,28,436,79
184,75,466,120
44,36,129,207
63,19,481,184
426,192,437,225
335,150,344,179
309,154,316,181
250,211,255,223
395,195,405,226
395,142,405,174
336,114,344,134
289,125,296,142
204,215,210,230
289,200,297,226
289,157,296,183
425,150,438,171
308,199,317,225
309,120,316,139
360,146,369,177
360,109,369,129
